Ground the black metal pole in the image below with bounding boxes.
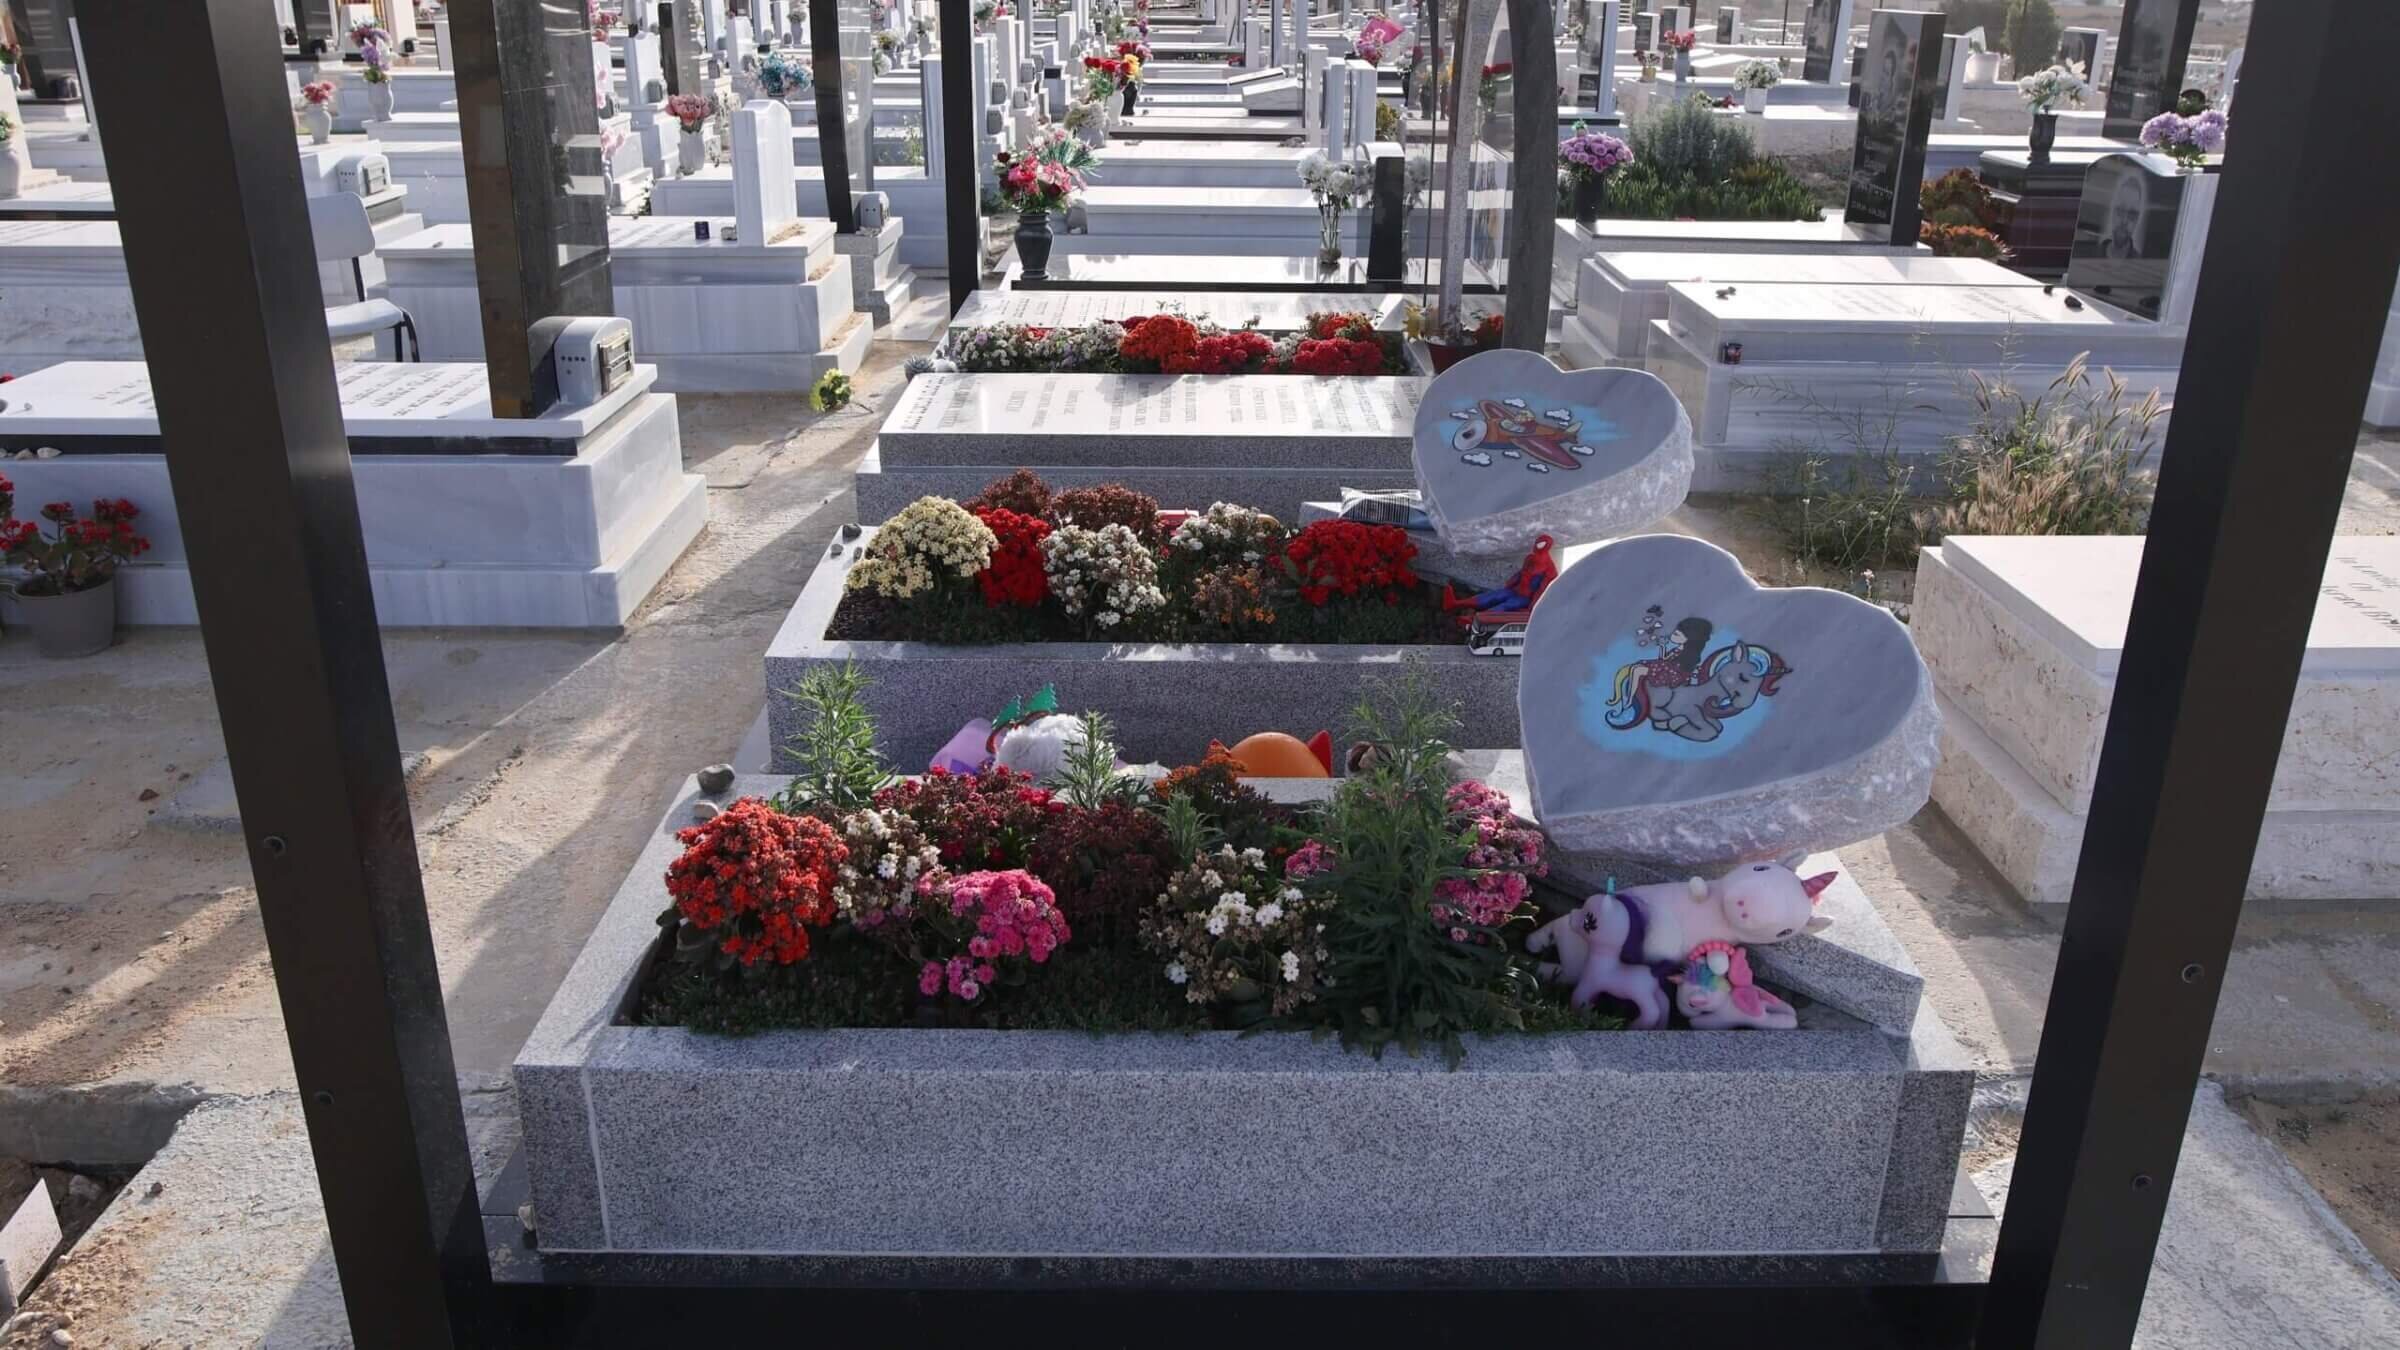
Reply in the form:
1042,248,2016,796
76,0,488,1345
942,0,978,310
810,0,857,231
1980,3,2400,1345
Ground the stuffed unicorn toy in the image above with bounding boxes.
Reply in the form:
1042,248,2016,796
1525,862,1833,1030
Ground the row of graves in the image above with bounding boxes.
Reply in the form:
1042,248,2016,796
0,1,945,627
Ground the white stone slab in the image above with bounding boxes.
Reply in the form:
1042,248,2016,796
1659,280,2179,367
732,98,800,244
1941,535,2400,678
0,360,653,444
878,371,1425,468
0,1183,60,1315
1570,250,2046,361
949,288,1406,333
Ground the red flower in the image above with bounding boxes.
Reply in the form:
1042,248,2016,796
972,507,1052,608
1164,330,1273,375
1281,520,1418,606
665,798,847,966
1289,336,1390,377
1117,313,1199,369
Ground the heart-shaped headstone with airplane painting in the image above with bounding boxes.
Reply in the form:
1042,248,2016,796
1412,349,1693,558
1517,534,1939,873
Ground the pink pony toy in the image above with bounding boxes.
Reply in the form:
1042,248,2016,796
1675,941,1797,1029
1525,862,1833,1029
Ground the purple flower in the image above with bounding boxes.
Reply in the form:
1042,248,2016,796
2192,109,2228,152
2138,111,2185,149
1560,124,1633,178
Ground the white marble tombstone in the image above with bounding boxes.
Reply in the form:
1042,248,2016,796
1244,17,1268,69
623,16,655,109
1321,53,1351,154
1587,0,1619,118
732,98,799,244
66,17,99,142
705,0,728,66
994,14,1022,98
921,53,947,181
730,12,754,58
1270,0,1289,67
1302,45,1329,133
2223,47,2243,111
1659,5,1688,40
1936,32,1970,123
1348,62,1380,148
1717,5,1738,42
2159,170,2221,327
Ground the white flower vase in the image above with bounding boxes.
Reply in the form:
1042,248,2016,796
0,152,20,200
678,126,708,172
1742,87,1767,114
365,79,395,121
301,103,334,142
1317,204,1345,269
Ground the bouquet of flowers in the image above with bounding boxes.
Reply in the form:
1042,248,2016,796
1140,845,1331,1021
993,142,1085,214
1477,61,1512,107
1083,54,1137,90
2139,108,2226,170
972,0,1009,34
353,24,394,82
300,80,337,106
0,495,150,597
1114,39,1152,65
2017,61,2090,113
1663,29,1697,53
1733,59,1782,91
1353,15,1404,66
1559,122,1633,185
756,50,812,98
663,91,718,133
1296,150,1367,209
591,6,621,38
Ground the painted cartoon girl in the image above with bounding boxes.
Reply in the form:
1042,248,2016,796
1605,616,1713,730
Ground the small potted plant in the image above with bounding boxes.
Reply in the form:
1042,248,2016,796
1559,122,1633,225
297,79,337,143
1733,58,1780,113
1297,148,1366,269
2138,108,2226,172
995,135,1085,281
1663,29,1697,84
664,92,717,172
756,50,812,101
2015,61,2089,166
1,486,150,658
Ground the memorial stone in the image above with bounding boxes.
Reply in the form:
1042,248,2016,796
920,52,947,180
1302,46,1329,132
1517,534,1940,873
732,98,801,244
2102,0,2200,140
1842,10,1944,247
1800,0,1853,85
878,372,1424,469
1716,6,1736,43
1932,31,1969,123
1585,0,1619,117
1659,5,1687,41
2057,26,2104,83
1633,13,1655,56
1411,349,1693,557
2062,152,2217,324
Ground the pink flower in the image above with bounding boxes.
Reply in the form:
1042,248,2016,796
919,962,943,996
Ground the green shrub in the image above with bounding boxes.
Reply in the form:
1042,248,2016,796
1943,0,2061,66
1592,157,1820,221
1629,93,1757,183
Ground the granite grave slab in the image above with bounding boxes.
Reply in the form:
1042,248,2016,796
1518,534,1940,871
1413,349,1692,557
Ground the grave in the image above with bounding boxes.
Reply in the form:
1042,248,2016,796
948,287,1408,334
1518,533,1940,874
1841,9,1944,248
1560,250,2046,368
1549,214,1916,321
1063,185,1369,258
1918,536,2400,903
517,770,1970,1272
854,370,1425,524
0,360,704,628
2060,154,2219,325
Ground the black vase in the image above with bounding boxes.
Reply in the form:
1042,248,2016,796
1016,208,1055,280
2028,111,2058,166
1571,174,1608,226
1120,81,1138,115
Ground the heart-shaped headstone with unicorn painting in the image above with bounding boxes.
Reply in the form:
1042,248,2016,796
1517,534,1939,873
1411,349,1693,557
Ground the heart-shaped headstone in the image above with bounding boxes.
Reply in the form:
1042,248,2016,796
1412,349,1693,558
1517,535,1939,872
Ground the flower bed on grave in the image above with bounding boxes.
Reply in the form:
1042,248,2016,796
1560,97,1822,222
644,671,1587,1046
515,680,1972,1268
926,312,1411,377
828,478,1461,647
771,475,1520,768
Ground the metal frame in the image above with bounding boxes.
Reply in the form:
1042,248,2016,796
941,0,977,311
70,0,2400,1344
809,0,861,233
1980,3,2400,1341
76,0,488,1342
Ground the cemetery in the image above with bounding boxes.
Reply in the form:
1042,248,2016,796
2,0,2400,1346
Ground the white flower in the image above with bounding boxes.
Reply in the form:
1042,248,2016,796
1165,961,1188,985
1241,847,1266,867
1282,886,1305,904
1206,913,1228,936
1219,890,1247,907
1201,870,1223,889
1255,902,1284,927
1281,951,1301,983
876,855,898,879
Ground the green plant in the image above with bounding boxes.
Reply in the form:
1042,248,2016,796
809,368,853,412
1920,168,1999,230
771,663,895,818
1048,710,1144,809
1305,661,1537,1067
1628,93,1757,183
1943,0,2059,64
1926,356,2163,538
1374,97,1399,141
1746,373,1934,571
